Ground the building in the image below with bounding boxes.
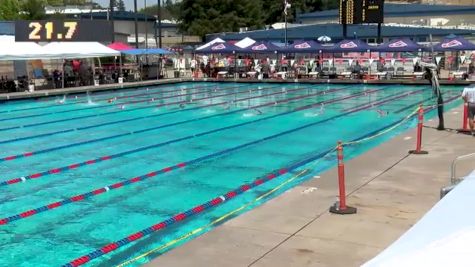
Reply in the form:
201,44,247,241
298,3,475,27
207,3,475,43
73,11,200,47
44,5,108,15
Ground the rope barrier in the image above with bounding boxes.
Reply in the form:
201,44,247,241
0,87,370,185
0,86,350,160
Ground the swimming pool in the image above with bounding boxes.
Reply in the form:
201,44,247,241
0,82,462,266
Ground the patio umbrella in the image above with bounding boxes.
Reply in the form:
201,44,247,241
317,36,331,43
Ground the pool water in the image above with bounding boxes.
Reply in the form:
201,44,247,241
0,82,462,266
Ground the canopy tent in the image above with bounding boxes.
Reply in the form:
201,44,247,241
240,41,282,54
374,38,423,52
234,37,256,49
280,40,323,53
42,42,120,59
328,39,374,53
107,42,133,51
195,42,243,54
195,37,225,51
432,36,475,51
121,48,173,55
0,35,50,60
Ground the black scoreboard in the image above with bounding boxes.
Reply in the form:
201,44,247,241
15,20,113,42
339,0,384,24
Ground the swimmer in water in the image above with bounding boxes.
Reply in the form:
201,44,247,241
254,108,263,115
376,109,388,117
119,105,125,110
179,103,185,109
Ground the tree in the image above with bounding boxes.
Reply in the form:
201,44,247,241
178,0,264,37
21,0,46,20
117,0,125,11
0,0,21,20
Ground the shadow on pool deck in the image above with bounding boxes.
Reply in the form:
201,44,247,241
144,104,474,267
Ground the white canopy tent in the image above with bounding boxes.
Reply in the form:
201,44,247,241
41,42,120,59
195,37,225,51
235,37,256,49
0,35,50,61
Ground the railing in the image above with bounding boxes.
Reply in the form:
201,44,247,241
441,152,475,198
450,152,475,185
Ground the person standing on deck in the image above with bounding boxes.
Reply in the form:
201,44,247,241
462,85,475,136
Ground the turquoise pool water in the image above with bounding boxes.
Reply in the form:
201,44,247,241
0,82,463,266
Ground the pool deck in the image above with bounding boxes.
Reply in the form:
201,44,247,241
144,104,474,267
0,77,473,101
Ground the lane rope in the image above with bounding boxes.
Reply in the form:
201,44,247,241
0,86,350,160
65,108,432,267
0,87,372,185
0,86,413,224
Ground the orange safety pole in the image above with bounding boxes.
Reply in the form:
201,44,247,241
330,141,357,215
457,103,470,133
409,105,428,155
463,103,469,130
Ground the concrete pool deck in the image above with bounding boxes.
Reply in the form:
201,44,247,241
145,104,474,267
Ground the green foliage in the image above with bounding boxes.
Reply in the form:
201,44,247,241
117,0,125,11
0,0,21,20
21,0,46,20
139,0,180,21
179,0,264,37
176,0,339,37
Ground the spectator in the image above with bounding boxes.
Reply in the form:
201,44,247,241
462,85,475,136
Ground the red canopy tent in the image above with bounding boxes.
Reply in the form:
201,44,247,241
107,42,133,51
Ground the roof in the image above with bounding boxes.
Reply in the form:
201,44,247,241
74,11,177,28
298,3,475,21
206,23,475,42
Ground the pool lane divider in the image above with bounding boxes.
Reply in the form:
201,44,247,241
0,86,406,224
0,84,326,146
393,91,455,114
15,83,219,111
0,84,251,122
0,86,344,162
343,88,425,113
0,86,366,184
0,84,279,132
62,110,446,267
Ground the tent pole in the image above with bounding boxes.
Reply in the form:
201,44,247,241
119,54,123,81
92,58,96,85
62,59,65,89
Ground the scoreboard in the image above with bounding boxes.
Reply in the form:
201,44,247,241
15,20,113,42
339,0,384,24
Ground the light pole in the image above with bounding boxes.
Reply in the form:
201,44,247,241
284,0,290,45
134,0,139,48
157,0,162,48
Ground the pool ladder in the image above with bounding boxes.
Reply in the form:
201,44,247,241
440,152,475,199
